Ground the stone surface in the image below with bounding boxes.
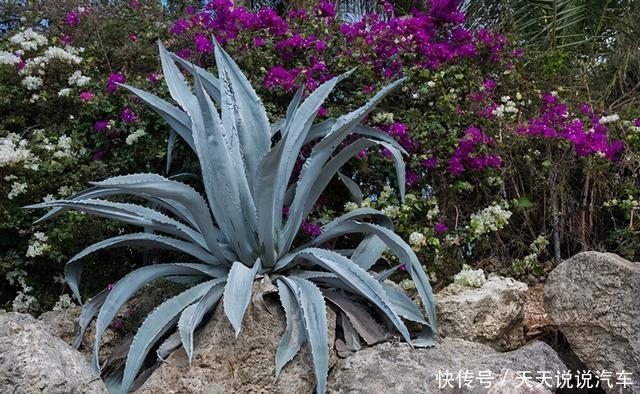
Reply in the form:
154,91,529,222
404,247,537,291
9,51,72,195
0,312,107,394
327,338,566,393
522,284,552,338
435,275,528,351
38,306,120,362
137,286,337,393
545,252,640,391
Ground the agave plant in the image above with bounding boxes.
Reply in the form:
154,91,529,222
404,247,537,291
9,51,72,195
28,39,437,393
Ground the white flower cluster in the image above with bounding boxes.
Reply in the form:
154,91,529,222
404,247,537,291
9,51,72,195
7,28,87,94
493,95,519,118
26,232,50,258
8,181,28,200
52,294,76,311
0,133,31,167
125,128,147,145
453,264,486,288
468,201,512,237
21,75,43,90
52,134,74,158
372,112,394,125
599,114,620,124
381,205,400,218
9,28,48,51
44,46,83,64
344,201,359,211
408,231,426,249
0,50,21,65
68,70,91,87
6,268,39,313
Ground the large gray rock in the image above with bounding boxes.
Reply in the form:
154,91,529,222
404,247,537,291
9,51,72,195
545,252,640,391
436,275,528,351
137,288,336,393
0,312,107,393
327,338,566,393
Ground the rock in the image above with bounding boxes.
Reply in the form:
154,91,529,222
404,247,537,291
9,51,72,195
0,312,107,393
38,306,82,345
327,338,566,393
435,275,528,351
38,306,121,362
522,284,552,338
137,285,337,393
545,252,640,390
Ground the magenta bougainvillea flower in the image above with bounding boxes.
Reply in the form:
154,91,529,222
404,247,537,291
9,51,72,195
106,72,125,93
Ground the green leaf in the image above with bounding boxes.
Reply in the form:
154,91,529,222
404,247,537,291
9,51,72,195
516,196,534,208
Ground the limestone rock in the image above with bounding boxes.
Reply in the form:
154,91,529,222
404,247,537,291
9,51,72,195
137,289,336,393
0,312,107,393
38,306,120,362
545,252,640,392
436,275,528,350
327,338,566,394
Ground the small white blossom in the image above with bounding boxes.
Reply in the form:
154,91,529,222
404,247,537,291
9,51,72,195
371,112,394,125
58,87,71,97
8,181,28,199
344,201,359,212
68,70,91,87
0,134,31,167
10,28,48,51
381,205,400,219
21,75,43,90
125,128,147,145
408,231,426,248
599,114,620,124
44,46,82,64
453,265,486,288
52,294,76,311
0,50,21,65
468,201,512,237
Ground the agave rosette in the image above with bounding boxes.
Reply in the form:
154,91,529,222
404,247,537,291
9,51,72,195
28,39,437,393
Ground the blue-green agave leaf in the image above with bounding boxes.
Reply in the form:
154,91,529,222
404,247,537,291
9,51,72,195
65,233,222,301
90,174,230,260
380,282,428,325
170,54,221,103
178,280,226,363
191,73,257,264
313,221,437,337
118,279,217,394
254,71,353,267
73,288,108,349
118,83,195,152
158,42,196,111
223,259,261,337
337,172,363,204
213,38,271,185
280,276,329,393
274,279,305,378
93,263,220,373
290,248,411,345
350,235,388,270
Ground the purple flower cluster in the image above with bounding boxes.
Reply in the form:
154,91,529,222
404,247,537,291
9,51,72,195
448,126,502,175
518,94,623,161
106,72,125,93
166,0,510,91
